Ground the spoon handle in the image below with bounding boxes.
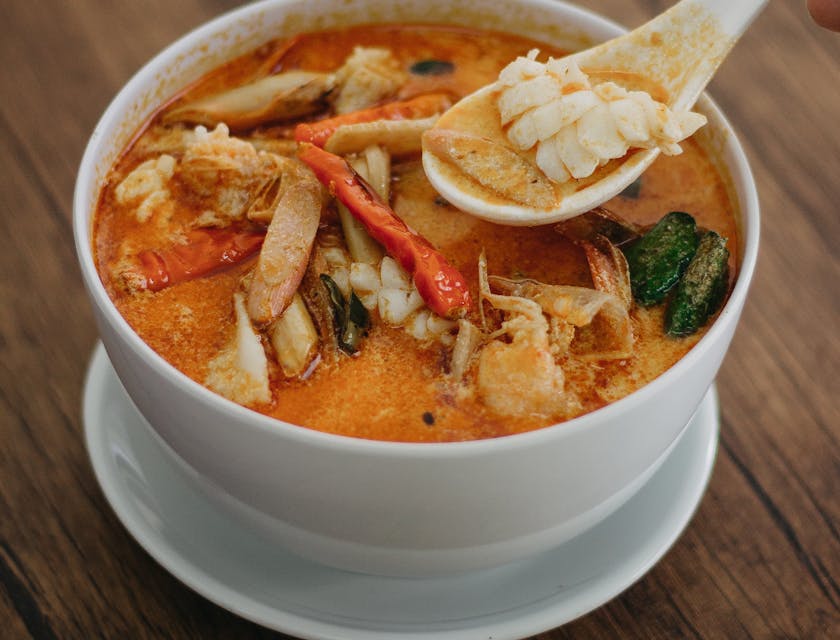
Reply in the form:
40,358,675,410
572,0,768,110
671,0,768,108
694,0,768,38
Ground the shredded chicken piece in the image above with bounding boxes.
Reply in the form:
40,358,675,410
114,125,297,228
114,155,176,222
205,292,271,405
131,125,197,157
182,124,264,183
489,277,633,361
331,47,407,113
180,124,286,223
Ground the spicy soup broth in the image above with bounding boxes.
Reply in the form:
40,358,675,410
94,25,738,442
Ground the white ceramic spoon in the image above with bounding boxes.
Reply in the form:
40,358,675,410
422,0,767,226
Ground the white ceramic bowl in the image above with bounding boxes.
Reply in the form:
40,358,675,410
74,0,759,577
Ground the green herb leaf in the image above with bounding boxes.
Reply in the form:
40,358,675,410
347,291,369,328
320,273,346,323
341,292,370,353
619,176,642,199
665,231,730,337
410,59,455,76
320,274,369,354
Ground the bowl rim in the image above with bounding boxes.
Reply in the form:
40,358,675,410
73,0,760,456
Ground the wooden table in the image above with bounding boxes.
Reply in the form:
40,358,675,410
2,1,838,637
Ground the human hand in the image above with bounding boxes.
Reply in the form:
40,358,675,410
808,0,840,31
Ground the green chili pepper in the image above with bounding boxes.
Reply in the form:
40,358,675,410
623,211,699,306
665,231,730,337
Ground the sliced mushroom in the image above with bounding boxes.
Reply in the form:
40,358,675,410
163,71,334,131
423,129,556,209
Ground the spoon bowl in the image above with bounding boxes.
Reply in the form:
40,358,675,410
423,0,767,226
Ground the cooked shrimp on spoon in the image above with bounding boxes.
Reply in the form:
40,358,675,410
422,0,768,226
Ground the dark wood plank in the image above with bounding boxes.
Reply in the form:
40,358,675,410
0,0,837,638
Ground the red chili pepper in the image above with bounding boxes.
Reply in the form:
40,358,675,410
135,227,265,291
294,93,452,149
298,144,471,318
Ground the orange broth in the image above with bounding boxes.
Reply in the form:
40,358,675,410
93,24,738,442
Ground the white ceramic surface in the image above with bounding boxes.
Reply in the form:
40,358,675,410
73,0,759,576
84,343,719,640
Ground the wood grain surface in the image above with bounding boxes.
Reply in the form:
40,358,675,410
1,0,838,638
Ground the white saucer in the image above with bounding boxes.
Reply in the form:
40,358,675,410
83,343,718,640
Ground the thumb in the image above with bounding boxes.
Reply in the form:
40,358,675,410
808,0,840,31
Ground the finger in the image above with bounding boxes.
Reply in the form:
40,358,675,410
808,0,840,31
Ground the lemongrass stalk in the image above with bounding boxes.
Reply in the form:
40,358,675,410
269,293,319,377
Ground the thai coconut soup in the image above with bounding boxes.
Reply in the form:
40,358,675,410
93,24,738,442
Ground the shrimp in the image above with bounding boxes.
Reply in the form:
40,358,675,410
487,231,634,361
475,253,567,417
245,167,325,326
488,277,633,361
